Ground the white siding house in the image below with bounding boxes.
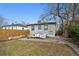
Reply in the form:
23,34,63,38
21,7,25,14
2,24,27,30
27,22,56,38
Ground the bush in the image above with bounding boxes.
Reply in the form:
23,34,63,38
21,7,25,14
55,30,63,36
67,25,79,39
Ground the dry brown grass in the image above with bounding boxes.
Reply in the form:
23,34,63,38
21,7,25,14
0,40,78,56
0,29,30,40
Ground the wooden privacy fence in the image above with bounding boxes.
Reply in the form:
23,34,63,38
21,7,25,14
0,29,30,40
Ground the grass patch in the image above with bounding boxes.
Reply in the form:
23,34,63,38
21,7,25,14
0,40,78,56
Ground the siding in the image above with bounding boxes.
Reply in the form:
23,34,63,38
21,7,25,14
30,24,56,37
2,26,27,30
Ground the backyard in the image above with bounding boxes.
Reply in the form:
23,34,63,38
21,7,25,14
0,40,78,56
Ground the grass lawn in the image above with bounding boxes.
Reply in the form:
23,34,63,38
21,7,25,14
0,40,78,56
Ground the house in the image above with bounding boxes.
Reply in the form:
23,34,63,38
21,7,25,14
1,21,57,38
1,24,27,30
27,22,56,38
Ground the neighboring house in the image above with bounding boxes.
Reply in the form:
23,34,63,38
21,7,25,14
27,22,56,38
1,24,27,30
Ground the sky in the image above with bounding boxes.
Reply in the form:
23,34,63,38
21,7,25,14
0,3,46,24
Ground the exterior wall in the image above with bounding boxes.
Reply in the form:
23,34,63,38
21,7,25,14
2,26,27,30
48,24,56,37
9,26,12,29
13,26,17,29
23,26,30,30
16,26,22,30
2,27,6,29
30,24,56,38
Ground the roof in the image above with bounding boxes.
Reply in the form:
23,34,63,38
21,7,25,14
27,22,56,26
2,22,56,27
2,24,27,27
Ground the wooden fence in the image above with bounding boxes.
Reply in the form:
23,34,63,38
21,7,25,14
0,29,30,40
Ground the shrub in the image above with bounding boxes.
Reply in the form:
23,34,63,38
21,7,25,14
55,30,63,36
67,25,79,39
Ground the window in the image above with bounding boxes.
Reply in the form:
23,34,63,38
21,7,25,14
38,25,41,30
44,25,48,30
31,26,34,30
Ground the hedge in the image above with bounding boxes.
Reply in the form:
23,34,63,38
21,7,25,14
67,25,79,39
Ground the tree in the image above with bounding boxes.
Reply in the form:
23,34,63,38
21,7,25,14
0,16,8,27
39,4,69,36
0,16,5,26
40,3,79,37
